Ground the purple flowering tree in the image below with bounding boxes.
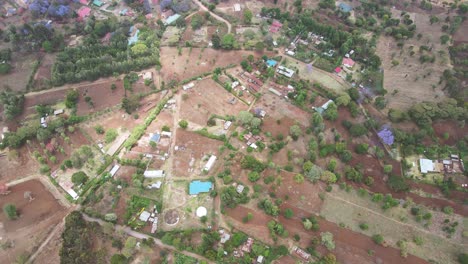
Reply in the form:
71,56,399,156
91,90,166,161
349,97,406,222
378,128,394,145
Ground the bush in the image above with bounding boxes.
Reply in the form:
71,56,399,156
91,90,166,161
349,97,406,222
387,175,409,192
3,204,17,220
179,120,188,129
372,234,384,245
94,125,105,134
284,208,294,219
355,143,369,154
443,206,453,215
359,223,369,230
248,171,261,182
320,232,335,250
105,128,118,143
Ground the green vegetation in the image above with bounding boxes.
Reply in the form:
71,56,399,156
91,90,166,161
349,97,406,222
105,128,118,143
71,171,89,186
321,232,335,250
179,119,188,129
3,204,17,220
0,90,25,120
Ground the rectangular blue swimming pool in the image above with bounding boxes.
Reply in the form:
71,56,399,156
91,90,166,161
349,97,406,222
189,180,212,195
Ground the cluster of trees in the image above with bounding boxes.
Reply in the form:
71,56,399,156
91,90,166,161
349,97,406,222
267,220,288,240
3,23,63,52
220,186,250,209
51,24,160,86
240,155,266,172
211,33,239,50
258,198,279,216
60,211,99,263
0,89,24,120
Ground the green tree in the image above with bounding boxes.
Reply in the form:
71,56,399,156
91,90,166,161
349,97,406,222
131,43,148,55
65,90,79,109
71,171,88,186
191,14,204,30
243,9,253,24
238,111,254,125
0,90,25,120
321,232,335,250
221,34,237,49
284,208,294,219
289,125,302,141
105,128,118,143
372,234,384,245
110,254,128,264
320,170,337,183
3,204,17,220
42,40,52,52
248,171,261,182
323,102,338,121
179,120,188,129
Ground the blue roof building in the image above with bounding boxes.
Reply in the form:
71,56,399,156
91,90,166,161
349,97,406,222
150,133,161,143
128,28,140,46
339,3,352,13
164,14,181,25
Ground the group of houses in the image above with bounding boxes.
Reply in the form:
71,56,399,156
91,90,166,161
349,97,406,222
419,155,465,175
139,205,159,233
238,71,264,93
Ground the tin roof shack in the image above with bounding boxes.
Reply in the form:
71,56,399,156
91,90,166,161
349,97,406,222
442,155,465,174
241,237,254,253
144,170,165,178
419,159,440,174
293,246,311,260
204,155,217,171
269,20,283,33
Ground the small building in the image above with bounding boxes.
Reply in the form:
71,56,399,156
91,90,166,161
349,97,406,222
342,57,355,68
183,82,195,90
161,131,172,138
54,109,64,115
119,9,128,16
128,26,140,46
79,0,88,5
335,67,342,73
150,133,161,143
236,184,244,194
144,170,165,178
338,2,353,13
286,50,295,56
143,72,153,80
92,0,103,7
231,81,239,88
224,121,232,130
164,14,181,25
219,230,231,243
148,181,162,189
233,3,241,12
419,158,439,174
276,65,294,78
257,255,264,263
67,189,79,200
204,155,217,171
109,164,120,177
139,211,151,222
77,6,91,18
254,108,266,118
269,87,282,97
40,117,48,128
313,99,334,114
293,246,311,260
241,237,254,253
269,20,283,33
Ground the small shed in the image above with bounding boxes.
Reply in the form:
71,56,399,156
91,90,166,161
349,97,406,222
204,155,217,171
339,3,353,13
109,164,120,177
139,211,151,222
236,184,244,194
144,170,165,178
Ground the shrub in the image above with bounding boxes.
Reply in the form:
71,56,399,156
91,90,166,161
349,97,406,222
372,234,384,245
105,128,118,143
413,236,423,246
387,175,409,192
359,223,369,230
3,204,17,220
355,143,369,154
320,232,335,250
284,208,294,219
248,171,261,182
179,120,188,129
443,206,453,215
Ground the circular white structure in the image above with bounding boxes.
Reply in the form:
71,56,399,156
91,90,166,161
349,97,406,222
196,206,207,217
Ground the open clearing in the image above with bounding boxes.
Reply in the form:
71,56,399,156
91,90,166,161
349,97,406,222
179,78,248,127
321,187,466,264
376,11,450,110
159,47,275,81
0,180,66,262
172,129,223,177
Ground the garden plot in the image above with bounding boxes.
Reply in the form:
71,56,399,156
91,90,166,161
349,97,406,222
161,180,213,231
254,92,310,125
320,187,466,264
172,129,223,177
161,26,183,46
179,78,248,127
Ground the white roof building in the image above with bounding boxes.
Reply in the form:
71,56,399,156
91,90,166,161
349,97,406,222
236,184,245,194
139,211,151,222
232,81,239,88
269,87,282,97
183,82,195,90
109,164,120,177
67,189,79,200
143,72,152,80
54,109,64,115
257,255,264,263
233,3,241,11
420,159,436,173
161,131,172,138
148,181,162,189
144,170,165,178
224,121,232,130
276,65,294,78
204,155,217,171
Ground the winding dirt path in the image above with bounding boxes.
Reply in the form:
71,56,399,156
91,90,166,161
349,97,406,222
192,0,232,34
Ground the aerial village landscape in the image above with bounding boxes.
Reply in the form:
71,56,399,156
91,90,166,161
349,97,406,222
0,0,467,263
